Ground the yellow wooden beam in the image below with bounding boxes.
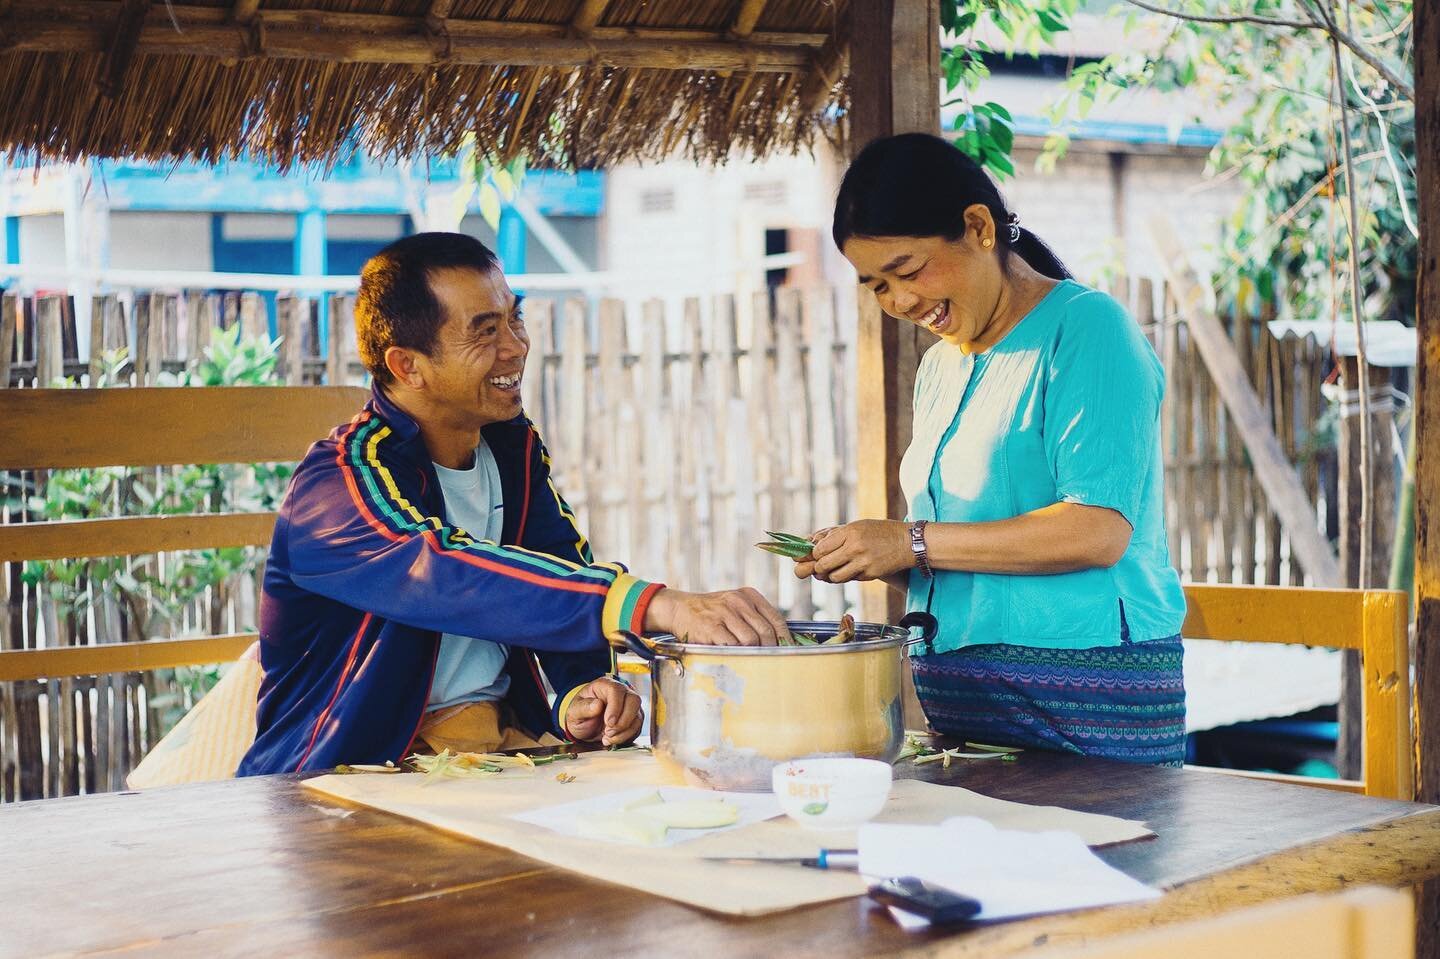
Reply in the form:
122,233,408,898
0,634,256,682
0,386,368,469
0,512,276,563
1181,583,1374,649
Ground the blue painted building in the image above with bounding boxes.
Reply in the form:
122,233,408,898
1,152,603,285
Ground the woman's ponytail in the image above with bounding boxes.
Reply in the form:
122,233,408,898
1009,226,1071,281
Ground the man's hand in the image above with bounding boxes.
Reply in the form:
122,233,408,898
564,676,643,747
794,520,914,584
643,587,789,646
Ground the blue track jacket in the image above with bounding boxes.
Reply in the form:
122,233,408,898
237,386,660,775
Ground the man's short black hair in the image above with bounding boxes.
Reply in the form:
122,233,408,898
355,232,500,384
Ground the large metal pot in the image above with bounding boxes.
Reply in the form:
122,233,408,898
611,613,938,791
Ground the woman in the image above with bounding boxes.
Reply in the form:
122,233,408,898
798,133,1187,766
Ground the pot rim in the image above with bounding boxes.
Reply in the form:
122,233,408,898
646,619,917,657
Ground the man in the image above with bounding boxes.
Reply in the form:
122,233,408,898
238,233,788,775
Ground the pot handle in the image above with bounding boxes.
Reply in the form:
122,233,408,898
898,611,939,648
608,630,658,661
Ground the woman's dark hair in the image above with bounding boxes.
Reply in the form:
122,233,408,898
832,132,1071,281
355,232,500,384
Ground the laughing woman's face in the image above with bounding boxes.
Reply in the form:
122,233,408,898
842,203,1006,351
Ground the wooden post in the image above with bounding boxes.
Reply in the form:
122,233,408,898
848,0,939,732
1337,360,1398,779
848,0,940,629
1413,0,1439,955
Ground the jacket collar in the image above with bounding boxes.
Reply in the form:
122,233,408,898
366,383,529,463
366,383,426,447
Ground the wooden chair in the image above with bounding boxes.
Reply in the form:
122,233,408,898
1182,583,1414,801
0,386,367,684
1046,886,1413,959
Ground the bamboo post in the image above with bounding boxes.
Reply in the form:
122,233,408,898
805,287,843,619
1176,317,1199,580
709,294,741,589
1231,305,1257,583
684,299,715,593
239,292,268,342
746,291,782,600
1196,333,1218,581
276,295,306,385
556,298,591,540
595,299,628,560
1277,333,1301,586
36,295,65,386
525,298,556,438
636,300,669,581
774,286,811,616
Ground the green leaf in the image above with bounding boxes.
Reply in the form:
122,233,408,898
1036,9,1068,34
983,101,1012,122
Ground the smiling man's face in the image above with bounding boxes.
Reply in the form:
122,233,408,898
416,265,529,430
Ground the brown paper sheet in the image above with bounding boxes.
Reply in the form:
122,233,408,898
302,751,1152,917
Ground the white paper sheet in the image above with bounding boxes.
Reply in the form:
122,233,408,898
859,817,1161,925
508,785,783,847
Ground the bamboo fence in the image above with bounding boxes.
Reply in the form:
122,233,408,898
0,277,1338,800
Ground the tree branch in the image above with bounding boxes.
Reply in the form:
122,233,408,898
1121,0,1414,100
1121,0,1312,29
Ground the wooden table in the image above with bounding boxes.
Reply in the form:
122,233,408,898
6,753,1440,958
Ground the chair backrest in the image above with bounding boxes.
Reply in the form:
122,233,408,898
1182,583,1414,801
0,385,369,683
1047,886,1413,959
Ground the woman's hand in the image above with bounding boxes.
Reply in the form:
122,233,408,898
794,520,914,584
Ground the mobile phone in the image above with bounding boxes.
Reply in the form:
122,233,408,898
867,876,982,924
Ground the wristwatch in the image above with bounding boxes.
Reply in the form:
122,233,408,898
909,520,933,578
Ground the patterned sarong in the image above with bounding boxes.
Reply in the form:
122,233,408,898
910,637,1186,767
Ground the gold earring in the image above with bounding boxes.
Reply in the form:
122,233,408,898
981,237,994,248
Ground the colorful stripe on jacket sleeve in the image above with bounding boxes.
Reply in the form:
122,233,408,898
599,567,664,637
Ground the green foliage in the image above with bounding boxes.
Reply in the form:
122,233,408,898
21,327,296,733
939,0,1417,325
452,133,527,231
942,0,1080,179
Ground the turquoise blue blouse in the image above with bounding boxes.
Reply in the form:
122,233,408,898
900,279,1186,652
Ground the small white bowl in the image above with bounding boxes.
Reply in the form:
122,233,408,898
771,758,893,831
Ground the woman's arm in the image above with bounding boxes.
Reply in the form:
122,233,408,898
925,503,1131,573
795,504,1132,585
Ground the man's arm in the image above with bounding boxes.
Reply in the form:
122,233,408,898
281,413,656,654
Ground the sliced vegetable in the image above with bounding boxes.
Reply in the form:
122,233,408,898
576,811,669,846
406,749,575,784
632,799,740,829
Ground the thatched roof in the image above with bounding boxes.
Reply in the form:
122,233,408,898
0,1,849,168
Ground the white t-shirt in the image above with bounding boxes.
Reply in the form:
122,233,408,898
426,440,512,710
